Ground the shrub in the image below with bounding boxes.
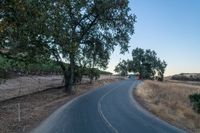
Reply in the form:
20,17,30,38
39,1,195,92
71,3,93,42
189,93,200,114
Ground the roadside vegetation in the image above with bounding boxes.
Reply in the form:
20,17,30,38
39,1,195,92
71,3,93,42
0,55,112,84
189,93,200,114
0,55,61,77
135,80,200,132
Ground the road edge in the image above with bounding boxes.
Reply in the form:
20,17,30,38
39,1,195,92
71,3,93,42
30,79,124,133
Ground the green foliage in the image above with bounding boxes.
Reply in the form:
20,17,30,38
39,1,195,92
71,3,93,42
99,70,112,75
115,48,167,80
1,0,50,62
87,68,100,83
0,55,111,85
0,56,62,77
189,93,200,114
130,48,167,80
114,60,129,76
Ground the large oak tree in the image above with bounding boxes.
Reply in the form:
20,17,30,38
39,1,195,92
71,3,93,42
1,0,136,91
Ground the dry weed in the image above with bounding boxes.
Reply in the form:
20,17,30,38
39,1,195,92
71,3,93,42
135,80,200,132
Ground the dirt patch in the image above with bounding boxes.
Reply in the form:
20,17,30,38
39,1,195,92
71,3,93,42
134,80,200,133
0,78,122,133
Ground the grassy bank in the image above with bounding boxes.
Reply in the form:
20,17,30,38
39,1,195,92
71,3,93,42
134,80,200,132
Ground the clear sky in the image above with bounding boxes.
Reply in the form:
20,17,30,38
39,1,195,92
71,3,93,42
107,0,200,76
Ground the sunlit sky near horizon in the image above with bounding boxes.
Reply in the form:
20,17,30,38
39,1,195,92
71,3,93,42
106,0,200,76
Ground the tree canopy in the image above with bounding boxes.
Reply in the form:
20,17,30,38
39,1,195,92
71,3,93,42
114,60,129,76
115,48,167,81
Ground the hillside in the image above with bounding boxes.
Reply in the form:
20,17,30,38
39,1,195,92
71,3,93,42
171,73,200,81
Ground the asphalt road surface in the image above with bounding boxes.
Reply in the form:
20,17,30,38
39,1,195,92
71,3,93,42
31,79,185,133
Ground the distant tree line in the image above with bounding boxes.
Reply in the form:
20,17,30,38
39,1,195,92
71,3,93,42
0,0,136,91
0,55,112,83
115,48,167,81
172,73,200,81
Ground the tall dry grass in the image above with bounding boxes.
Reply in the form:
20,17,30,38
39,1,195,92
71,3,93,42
135,80,200,132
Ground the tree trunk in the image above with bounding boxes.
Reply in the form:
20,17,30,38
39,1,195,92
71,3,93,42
57,61,70,92
139,65,143,79
52,50,71,92
89,76,93,84
68,53,75,92
63,69,70,92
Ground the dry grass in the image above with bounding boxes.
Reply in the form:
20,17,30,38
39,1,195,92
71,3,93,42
0,78,121,133
135,80,200,133
165,79,200,86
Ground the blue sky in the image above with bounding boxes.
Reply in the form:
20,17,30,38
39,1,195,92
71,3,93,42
107,0,200,76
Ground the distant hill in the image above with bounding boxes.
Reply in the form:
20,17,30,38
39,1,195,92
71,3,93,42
171,73,200,81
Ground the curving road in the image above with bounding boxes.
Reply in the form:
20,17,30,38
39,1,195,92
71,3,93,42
31,79,185,133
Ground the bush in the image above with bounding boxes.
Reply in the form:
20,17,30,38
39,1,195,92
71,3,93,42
189,93,200,113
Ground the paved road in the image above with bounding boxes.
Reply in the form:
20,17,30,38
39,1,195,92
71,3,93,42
31,79,185,133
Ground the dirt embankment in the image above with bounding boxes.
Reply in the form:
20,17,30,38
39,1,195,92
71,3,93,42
0,75,63,101
134,80,200,133
0,78,122,133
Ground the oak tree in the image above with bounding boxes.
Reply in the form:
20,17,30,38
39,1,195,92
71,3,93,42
1,0,136,91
